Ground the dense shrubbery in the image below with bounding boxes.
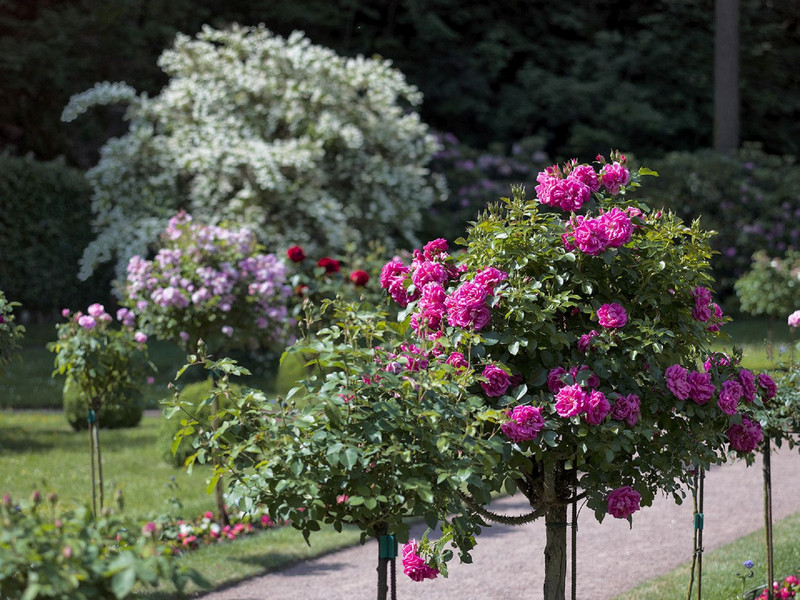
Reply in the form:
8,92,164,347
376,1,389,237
0,155,113,316
64,25,444,279
0,494,206,599
63,378,143,432
735,250,800,320
0,291,24,375
647,145,800,307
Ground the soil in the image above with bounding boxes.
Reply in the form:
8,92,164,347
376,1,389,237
196,441,800,600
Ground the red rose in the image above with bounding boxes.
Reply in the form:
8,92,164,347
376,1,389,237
349,270,369,286
317,257,341,274
286,245,306,262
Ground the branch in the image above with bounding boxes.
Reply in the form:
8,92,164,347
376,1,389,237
457,491,546,526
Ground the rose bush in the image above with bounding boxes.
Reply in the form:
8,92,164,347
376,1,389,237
0,291,24,376
176,152,774,600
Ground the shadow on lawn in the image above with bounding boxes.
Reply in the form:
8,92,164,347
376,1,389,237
0,422,156,454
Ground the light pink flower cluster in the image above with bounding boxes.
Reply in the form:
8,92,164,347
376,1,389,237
562,209,634,255
597,303,628,328
501,405,545,442
727,416,763,453
607,485,641,519
122,212,292,347
789,309,800,328
401,540,440,582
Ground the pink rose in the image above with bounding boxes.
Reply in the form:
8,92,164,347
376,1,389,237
568,164,601,192
571,216,610,255
77,315,96,330
727,416,763,453
597,303,627,328
422,238,449,261
412,260,448,290
718,379,742,415
583,390,610,425
578,330,598,353
481,364,512,397
401,541,439,582
474,267,509,294
134,331,147,344
380,259,408,289
757,373,777,400
738,369,757,402
607,486,641,519
554,384,586,417
687,371,715,404
445,352,469,371
501,405,545,442
598,208,633,248
87,303,105,318
547,367,568,394
665,364,691,400
789,309,800,328
547,178,591,211
600,162,631,195
610,393,640,427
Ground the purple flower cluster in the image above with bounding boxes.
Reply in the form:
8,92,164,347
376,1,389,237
691,286,724,332
122,212,292,347
727,416,764,453
607,485,641,519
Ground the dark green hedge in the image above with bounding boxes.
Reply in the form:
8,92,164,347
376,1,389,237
0,155,114,317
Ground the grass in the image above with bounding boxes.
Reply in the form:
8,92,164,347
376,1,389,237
611,512,800,600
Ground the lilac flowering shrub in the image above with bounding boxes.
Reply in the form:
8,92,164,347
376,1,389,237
118,211,292,354
0,291,24,376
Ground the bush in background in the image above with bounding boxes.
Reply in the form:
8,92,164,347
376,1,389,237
0,155,114,318
63,25,445,280
63,378,143,432
0,291,24,375
646,144,800,308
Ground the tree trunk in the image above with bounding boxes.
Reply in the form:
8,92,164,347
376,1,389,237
543,503,568,600
713,0,740,153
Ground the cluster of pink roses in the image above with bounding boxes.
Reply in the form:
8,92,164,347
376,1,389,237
500,405,545,443
534,158,631,212
665,361,776,453
380,239,508,339
562,208,636,256
756,568,800,600
401,540,440,582
788,309,800,327
691,286,723,332
63,304,147,345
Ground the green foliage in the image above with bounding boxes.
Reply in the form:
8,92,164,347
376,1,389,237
63,378,143,432
0,494,208,599
48,307,153,419
0,291,25,376
647,145,800,306
735,250,800,319
0,155,113,315
159,378,239,467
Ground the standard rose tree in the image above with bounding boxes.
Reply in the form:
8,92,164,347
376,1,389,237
182,153,775,600
0,291,24,376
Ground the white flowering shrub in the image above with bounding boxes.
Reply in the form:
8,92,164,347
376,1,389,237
63,24,445,280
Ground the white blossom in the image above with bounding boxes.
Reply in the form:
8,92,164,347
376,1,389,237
64,24,445,280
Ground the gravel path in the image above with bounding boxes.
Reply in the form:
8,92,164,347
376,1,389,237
198,443,800,600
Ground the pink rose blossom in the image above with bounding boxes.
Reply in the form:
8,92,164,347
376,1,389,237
445,352,469,371
757,373,777,400
481,364,512,397
600,162,631,195
401,540,439,582
412,260,448,290
61,308,70,318
571,216,610,255
87,303,106,318
422,238,449,261
727,416,763,453
568,164,601,192
134,331,147,344
610,393,641,427
597,303,628,328
554,384,586,417
788,310,800,328
380,259,408,289
474,267,509,294
738,369,757,402
501,405,546,442
607,486,641,519
578,330,599,353
687,371,715,404
77,315,96,329
598,208,633,248
718,379,742,415
665,364,691,400
570,365,600,389
547,367,568,394
583,390,610,425
221,325,234,337
707,303,724,332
